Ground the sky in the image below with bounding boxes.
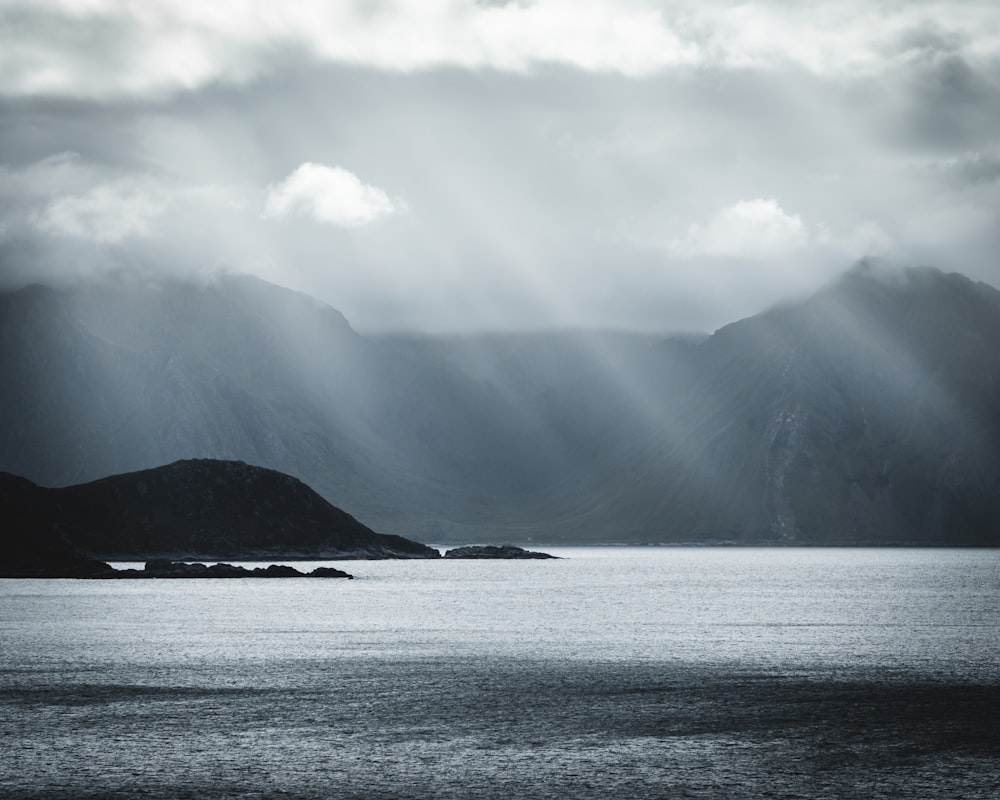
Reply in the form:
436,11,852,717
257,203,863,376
0,0,998,334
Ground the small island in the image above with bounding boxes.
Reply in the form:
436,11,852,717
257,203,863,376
95,559,353,579
1,460,438,577
443,545,557,559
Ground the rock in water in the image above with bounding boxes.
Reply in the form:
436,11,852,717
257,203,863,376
443,545,557,559
309,566,354,578
93,560,354,579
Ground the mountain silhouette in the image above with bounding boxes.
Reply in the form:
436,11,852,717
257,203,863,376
1,459,439,571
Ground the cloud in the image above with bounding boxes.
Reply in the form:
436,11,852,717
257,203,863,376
670,199,811,258
0,152,104,198
264,163,398,227
660,200,902,275
2,5,1000,333
3,1,998,99
0,153,184,244
30,180,166,243
0,152,250,248
0,152,266,289
0,0,698,98
931,151,1000,185
0,153,161,243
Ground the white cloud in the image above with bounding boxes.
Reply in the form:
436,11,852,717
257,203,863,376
664,200,903,268
0,153,165,243
0,152,247,245
264,163,398,227
5,1,998,98
0,1,698,98
31,180,166,243
671,199,810,258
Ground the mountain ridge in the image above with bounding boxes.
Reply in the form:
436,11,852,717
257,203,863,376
1,263,998,545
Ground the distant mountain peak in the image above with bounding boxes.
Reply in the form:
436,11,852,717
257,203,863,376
833,259,992,297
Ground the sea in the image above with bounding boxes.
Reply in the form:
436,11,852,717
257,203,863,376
2,547,999,799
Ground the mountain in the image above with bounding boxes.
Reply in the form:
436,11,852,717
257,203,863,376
0,459,440,565
529,264,1000,544
1,263,998,545
0,274,579,539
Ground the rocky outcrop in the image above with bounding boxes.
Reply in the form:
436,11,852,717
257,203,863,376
443,545,557,559
98,559,353,579
308,566,355,578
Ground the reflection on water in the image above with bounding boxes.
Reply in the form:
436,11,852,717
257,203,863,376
2,548,999,798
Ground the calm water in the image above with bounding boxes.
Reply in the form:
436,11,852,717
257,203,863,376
2,548,999,799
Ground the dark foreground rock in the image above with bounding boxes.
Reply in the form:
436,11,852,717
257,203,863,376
97,559,353,579
0,472,116,577
0,542,114,578
443,545,557,559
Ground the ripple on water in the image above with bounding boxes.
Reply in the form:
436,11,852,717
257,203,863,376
2,547,999,798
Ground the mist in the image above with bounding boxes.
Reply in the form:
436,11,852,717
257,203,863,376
2,1,999,334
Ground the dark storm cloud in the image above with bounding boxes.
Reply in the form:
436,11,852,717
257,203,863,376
1,1,999,332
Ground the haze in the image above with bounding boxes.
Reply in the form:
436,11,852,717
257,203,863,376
1,0,999,334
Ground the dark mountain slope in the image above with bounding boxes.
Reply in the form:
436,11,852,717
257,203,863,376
528,264,1000,544
0,275,561,537
1,459,439,561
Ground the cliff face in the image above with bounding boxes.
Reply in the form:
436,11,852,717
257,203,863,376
1,460,440,563
2,265,999,545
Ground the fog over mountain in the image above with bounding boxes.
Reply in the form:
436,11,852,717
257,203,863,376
2,263,998,544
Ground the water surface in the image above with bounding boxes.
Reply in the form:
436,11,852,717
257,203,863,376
2,548,998,798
